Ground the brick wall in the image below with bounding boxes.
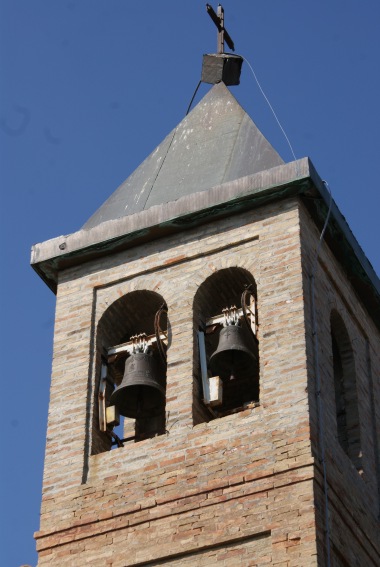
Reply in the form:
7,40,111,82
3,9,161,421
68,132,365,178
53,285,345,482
299,202,380,565
34,194,379,565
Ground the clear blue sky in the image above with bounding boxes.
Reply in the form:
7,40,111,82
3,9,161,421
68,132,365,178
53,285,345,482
1,1,379,565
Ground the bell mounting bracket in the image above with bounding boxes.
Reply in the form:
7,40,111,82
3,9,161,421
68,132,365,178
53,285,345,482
205,295,257,337
106,305,168,363
241,286,257,338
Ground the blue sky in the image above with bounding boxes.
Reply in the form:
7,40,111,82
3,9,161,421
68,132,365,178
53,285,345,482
1,1,379,565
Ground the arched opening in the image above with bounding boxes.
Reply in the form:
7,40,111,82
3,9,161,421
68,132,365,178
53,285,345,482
92,290,168,454
193,268,259,424
330,311,362,472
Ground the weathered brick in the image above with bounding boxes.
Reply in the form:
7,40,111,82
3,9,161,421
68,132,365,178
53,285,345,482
33,196,379,566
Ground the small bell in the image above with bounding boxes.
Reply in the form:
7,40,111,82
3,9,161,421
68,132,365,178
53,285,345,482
210,324,257,382
110,352,165,419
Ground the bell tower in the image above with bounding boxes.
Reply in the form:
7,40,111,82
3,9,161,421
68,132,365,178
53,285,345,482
32,6,380,566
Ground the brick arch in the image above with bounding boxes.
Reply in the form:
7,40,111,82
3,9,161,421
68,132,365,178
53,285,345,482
330,310,362,472
98,289,166,347
193,267,257,322
92,290,167,454
192,267,259,424
98,277,166,319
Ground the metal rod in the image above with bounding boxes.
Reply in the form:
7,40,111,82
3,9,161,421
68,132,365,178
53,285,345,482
206,4,222,31
109,430,124,448
98,361,108,432
224,29,235,52
217,4,224,54
111,435,135,446
198,330,210,403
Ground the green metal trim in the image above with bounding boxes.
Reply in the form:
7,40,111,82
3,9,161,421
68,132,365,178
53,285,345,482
31,176,310,292
31,170,380,331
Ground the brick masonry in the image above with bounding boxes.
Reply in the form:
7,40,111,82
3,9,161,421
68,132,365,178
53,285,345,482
299,203,380,564
34,195,380,565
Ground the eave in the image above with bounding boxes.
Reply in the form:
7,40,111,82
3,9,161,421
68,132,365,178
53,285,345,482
31,157,380,330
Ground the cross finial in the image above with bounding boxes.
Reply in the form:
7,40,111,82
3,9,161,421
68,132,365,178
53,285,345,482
206,3,235,54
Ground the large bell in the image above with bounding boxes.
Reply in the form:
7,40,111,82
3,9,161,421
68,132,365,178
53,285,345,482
110,352,165,419
210,324,257,382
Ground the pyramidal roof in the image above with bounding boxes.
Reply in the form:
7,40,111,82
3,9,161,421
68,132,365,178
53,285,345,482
83,82,284,230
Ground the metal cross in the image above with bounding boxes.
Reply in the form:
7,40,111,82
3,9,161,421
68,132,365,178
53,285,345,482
206,3,235,54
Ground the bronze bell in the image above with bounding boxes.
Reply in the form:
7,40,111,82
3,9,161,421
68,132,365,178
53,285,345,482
110,352,165,419
210,324,257,382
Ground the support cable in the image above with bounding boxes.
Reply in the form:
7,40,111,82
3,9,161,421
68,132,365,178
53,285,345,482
186,80,202,115
140,79,204,210
242,55,299,176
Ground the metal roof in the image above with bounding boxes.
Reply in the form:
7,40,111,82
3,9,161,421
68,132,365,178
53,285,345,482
82,82,284,230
